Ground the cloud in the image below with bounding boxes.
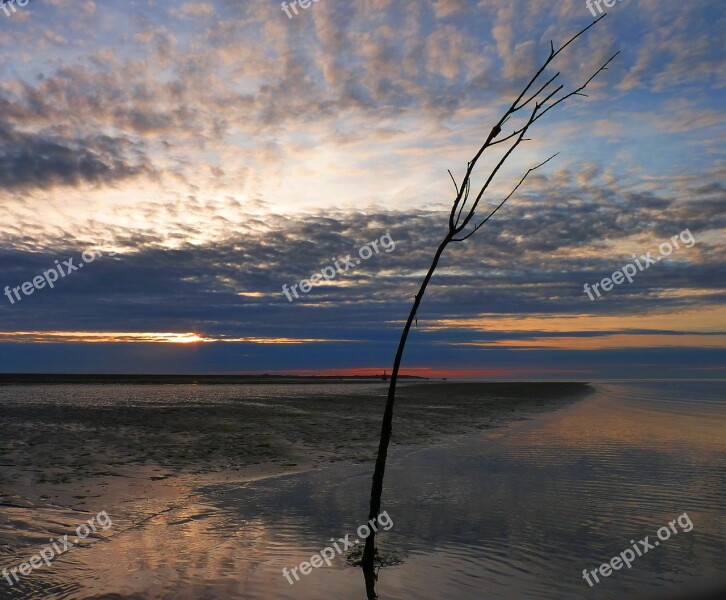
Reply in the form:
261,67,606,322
432,0,468,19
0,0,722,375
0,124,150,190
176,2,215,18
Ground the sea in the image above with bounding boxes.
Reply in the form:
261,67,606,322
0,380,723,599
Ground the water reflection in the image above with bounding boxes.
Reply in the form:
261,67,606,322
1,381,723,599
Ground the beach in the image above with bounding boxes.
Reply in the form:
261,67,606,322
1,381,723,599
0,381,589,508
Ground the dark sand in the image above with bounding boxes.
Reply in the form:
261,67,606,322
0,382,591,511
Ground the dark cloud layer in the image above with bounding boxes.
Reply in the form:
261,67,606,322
0,124,149,190
0,0,723,375
1,189,724,374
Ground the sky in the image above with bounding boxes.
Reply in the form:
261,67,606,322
0,0,723,378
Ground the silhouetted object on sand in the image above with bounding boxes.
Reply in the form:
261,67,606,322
361,15,619,599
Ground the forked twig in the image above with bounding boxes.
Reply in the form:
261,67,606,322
362,16,618,599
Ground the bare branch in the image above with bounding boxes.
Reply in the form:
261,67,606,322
454,174,472,228
509,14,607,114
448,169,463,229
447,169,459,196
448,122,500,228
449,163,472,228
513,71,561,113
444,18,610,228
532,51,619,124
454,103,540,234
362,17,618,586
452,153,559,242
552,13,607,59
448,36,617,237
537,83,565,109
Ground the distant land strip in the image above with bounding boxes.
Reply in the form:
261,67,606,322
0,373,430,385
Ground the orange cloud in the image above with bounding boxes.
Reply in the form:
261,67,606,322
420,306,726,333
454,334,726,351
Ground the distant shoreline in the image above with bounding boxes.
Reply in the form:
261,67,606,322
0,373,431,385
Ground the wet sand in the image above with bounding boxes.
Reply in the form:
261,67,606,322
0,382,591,510
1,381,721,600
0,381,592,598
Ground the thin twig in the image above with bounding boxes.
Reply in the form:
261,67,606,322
447,169,459,195
532,52,619,124
452,153,559,242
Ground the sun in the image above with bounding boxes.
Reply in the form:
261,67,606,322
171,333,208,344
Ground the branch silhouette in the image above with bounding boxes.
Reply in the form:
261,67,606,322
361,15,619,599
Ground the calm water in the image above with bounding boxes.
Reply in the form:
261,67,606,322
1,381,724,599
